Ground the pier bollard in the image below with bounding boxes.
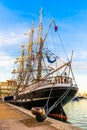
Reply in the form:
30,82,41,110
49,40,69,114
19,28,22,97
31,107,47,122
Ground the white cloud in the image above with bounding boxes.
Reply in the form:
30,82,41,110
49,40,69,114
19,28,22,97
0,51,15,81
74,51,87,61
0,27,29,46
75,74,87,93
0,51,14,67
72,61,87,77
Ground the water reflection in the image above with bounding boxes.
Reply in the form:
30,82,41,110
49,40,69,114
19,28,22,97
64,99,87,130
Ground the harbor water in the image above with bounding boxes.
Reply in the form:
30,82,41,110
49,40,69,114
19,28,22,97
64,99,87,130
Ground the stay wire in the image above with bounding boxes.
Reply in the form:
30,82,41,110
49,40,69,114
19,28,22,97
57,31,69,62
46,84,73,115
44,84,53,112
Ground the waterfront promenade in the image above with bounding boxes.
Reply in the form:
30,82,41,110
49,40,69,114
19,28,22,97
0,101,83,130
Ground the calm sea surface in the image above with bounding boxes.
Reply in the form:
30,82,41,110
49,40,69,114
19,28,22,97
64,99,87,130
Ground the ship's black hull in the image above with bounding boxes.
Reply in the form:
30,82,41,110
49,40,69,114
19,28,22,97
9,86,78,121
13,86,78,107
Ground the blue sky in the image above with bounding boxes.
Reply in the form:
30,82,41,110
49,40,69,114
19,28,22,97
0,0,87,92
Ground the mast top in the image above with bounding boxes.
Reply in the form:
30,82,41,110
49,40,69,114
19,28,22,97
40,8,43,25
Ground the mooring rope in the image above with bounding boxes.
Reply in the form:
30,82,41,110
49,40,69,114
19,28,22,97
44,84,53,112
45,84,73,116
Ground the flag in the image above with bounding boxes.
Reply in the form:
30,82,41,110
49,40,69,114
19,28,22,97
55,25,58,32
31,55,34,61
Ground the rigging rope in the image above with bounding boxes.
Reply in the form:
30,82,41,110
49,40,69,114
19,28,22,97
44,84,53,112
57,31,69,62
44,84,73,116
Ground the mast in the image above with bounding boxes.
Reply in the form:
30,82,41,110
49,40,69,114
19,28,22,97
24,21,34,85
12,45,25,99
13,44,25,84
28,21,34,58
20,45,24,76
37,8,44,80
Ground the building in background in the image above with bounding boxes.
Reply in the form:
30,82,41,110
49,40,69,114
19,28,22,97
0,80,17,98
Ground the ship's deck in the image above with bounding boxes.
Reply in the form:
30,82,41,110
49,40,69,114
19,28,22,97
0,100,83,130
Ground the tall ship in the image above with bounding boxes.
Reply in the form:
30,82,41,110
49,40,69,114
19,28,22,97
9,9,78,121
